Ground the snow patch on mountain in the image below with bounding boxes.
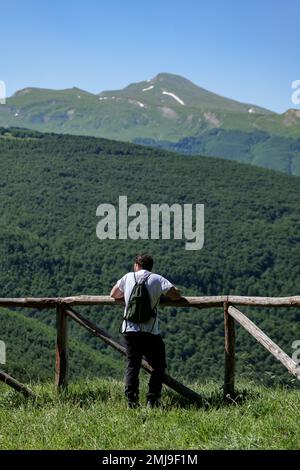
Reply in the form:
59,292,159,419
142,85,154,92
162,91,185,106
128,99,145,108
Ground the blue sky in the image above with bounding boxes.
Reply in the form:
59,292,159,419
1,0,299,112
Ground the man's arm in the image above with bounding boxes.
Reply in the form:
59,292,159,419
164,286,182,301
110,284,124,299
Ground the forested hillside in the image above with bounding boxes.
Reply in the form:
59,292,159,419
1,309,122,383
0,127,299,385
134,128,300,176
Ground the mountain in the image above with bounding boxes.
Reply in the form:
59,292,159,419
0,127,299,385
99,73,272,113
1,73,300,175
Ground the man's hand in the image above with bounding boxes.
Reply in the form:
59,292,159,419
110,285,124,299
164,286,182,301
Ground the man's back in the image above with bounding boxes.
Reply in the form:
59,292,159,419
117,269,174,334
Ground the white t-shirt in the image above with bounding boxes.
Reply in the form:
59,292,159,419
116,269,174,334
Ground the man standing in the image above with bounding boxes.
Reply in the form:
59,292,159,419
110,254,182,408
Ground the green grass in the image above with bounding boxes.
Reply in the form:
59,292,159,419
1,378,300,450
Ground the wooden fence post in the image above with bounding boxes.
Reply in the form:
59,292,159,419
55,303,68,390
228,305,300,380
224,300,235,398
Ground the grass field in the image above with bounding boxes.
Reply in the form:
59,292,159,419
1,377,300,450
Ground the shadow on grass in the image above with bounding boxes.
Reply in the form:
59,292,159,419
162,387,261,410
55,385,261,410
0,383,261,410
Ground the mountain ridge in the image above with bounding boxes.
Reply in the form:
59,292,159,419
99,72,274,114
9,73,274,114
1,73,299,175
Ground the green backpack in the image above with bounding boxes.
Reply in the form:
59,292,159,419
124,273,157,325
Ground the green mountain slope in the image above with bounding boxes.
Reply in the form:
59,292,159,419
1,73,300,174
100,72,272,113
134,129,300,175
0,127,299,385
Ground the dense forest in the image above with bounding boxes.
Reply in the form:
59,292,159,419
0,127,299,386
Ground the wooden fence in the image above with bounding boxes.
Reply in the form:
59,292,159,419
0,295,300,401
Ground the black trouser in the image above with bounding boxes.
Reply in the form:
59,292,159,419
123,332,166,404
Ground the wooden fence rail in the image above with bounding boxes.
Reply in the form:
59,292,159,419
0,370,34,397
0,295,299,308
1,295,300,400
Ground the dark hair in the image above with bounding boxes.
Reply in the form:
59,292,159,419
135,254,154,271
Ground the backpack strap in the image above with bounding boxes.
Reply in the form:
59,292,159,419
141,273,160,334
122,271,143,333
120,272,136,334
